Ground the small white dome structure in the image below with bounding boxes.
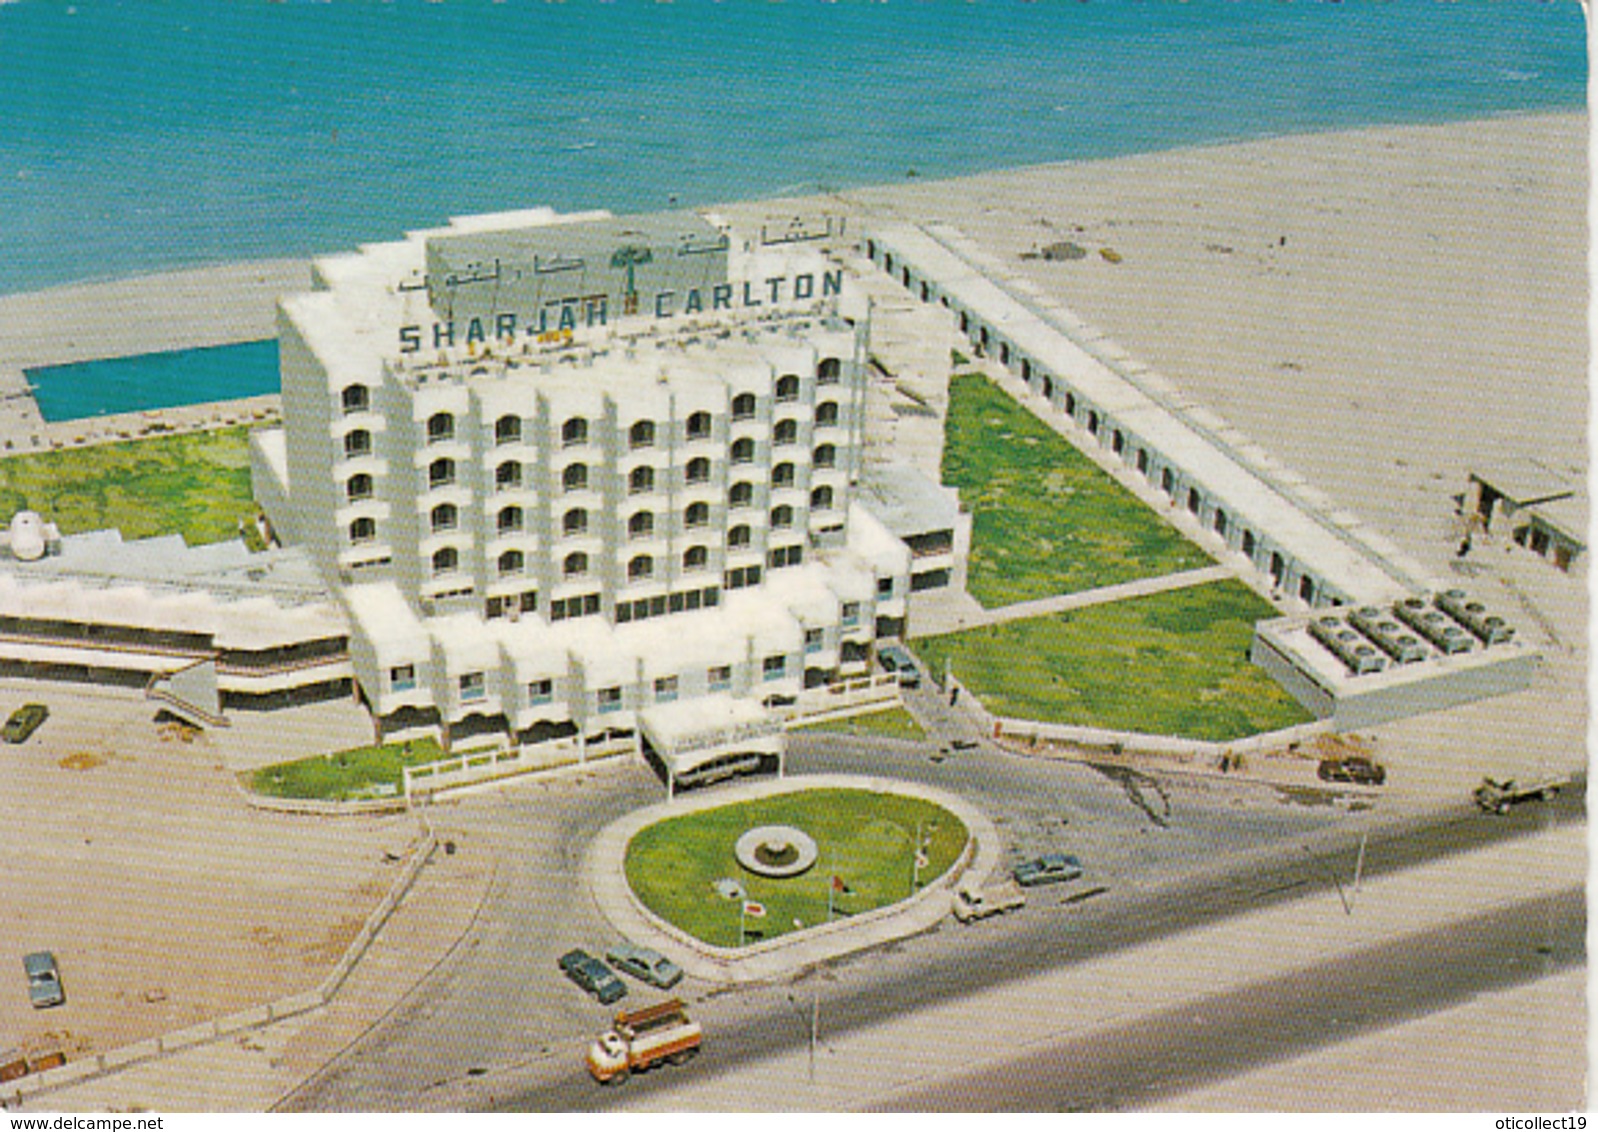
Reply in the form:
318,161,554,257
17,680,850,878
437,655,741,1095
9,511,46,562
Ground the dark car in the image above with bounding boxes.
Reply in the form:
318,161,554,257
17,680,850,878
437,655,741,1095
1013,853,1084,888
559,948,627,1005
877,645,922,689
23,952,63,1009
1317,756,1386,786
606,942,684,989
3,704,48,744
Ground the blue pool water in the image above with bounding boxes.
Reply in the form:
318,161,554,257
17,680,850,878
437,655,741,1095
25,340,280,423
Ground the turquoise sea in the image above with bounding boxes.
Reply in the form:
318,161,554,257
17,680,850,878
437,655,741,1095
0,0,1585,297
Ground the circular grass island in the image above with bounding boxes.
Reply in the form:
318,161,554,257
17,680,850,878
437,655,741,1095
624,787,969,949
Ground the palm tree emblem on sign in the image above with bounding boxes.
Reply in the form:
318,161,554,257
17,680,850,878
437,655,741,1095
611,245,653,316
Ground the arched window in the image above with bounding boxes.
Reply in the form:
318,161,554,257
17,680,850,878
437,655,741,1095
427,412,454,445
629,465,655,495
731,392,757,421
729,481,754,508
344,430,371,458
497,506,523,534
686,410,712,440
349,517,376,544
815,401,839,427
431,546,458,575
428,458,455,488
731,438,755,464
810,485,835,511
813,444,836,469
498,549,524,576
771,505,794,529
685,501,710,528
628,511,655,540
686,456,711,485
495,415,521,445
561,417,588,447
346,473,373,501
431,503,458,532
773,419,798,446
627,555,653,580
728,524,752,549
563,551,588,577
341,384,369,415
772,462,796,488
629,420,656,449
683,545,709,571
817,357,841,384
775,374,800,403
562,463,588,492
563,508,588,536
495,460,522,491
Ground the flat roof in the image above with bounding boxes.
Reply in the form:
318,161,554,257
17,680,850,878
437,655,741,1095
857,462,959,538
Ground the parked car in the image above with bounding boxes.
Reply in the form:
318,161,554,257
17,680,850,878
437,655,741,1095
1013,853,1083,888
23,952,63,1009
877,645,922,689
1473,775,1569,815
3,704,48,744
1317,756,1386,786
606,942,684,989
559,949,627,1004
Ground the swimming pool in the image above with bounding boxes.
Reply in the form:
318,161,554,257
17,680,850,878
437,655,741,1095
24,338,280,423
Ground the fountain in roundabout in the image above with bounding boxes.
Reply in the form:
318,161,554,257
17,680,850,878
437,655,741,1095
733,824,819,879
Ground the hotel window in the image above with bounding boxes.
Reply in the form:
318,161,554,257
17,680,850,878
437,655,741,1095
528,678,553,705
729,482,754,509
629,465,655,495
841,601,861,628
495,415,521,445
341,384,370,415
813,444,836,469
817,357,841,385
459,672,485,702
810,485,834,511
686,410,713,440
428,458,455,488
773,419,798,446
654,675,679,703
628,511,655,540
629,420,656,450
497,506,523,534
772,463,796,488
725,564,762,590
775,374,800,403
728,524,751,549
349,517,376,544
563,551,589,577
390,664,416,692
762,654,787,681
498,549,524,576
877,576,894,596
628,555,653,581
432,546,459,575
708,664,732,692
771,505,794,529
685,501,710,529
769,544,803,569
346,473,373,501
563,463,589,492
686,456,711,485
562,417,588,447
805,628,824,654
495,460,522,491
683,544,708,572
731,392,757,421
596,686,622,714
427,412,454,445
344,429,372,458
563,508,588,536
815,401,839,428
730,438,755,465
431,503,458,532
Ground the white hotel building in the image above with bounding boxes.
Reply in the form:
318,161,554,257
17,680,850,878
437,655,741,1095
250,208,911,784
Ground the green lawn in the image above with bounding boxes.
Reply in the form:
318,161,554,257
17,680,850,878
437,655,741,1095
942,372,1211,608
792,706,926,742
913,579,1311,743
0,426,261,548
248,737,447,801
625,788,967,948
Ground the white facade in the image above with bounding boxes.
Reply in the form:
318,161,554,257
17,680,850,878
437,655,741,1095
253,208,911,758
